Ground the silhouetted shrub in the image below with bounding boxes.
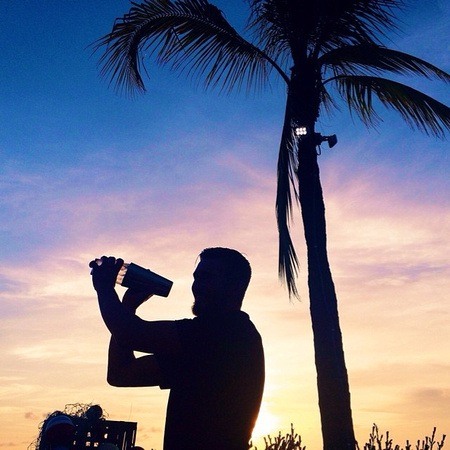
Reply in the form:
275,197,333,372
251,424,446,450
358,424,446,450
251,424,305,450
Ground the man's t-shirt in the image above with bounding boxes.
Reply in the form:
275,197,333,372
155,311,265,450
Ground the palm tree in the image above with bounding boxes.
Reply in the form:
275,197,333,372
94,1,450,449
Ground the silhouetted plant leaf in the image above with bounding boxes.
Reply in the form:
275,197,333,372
94,0,288,96
333,75,450,137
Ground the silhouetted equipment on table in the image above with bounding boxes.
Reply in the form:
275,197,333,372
71,415,137,449
33,404,138,450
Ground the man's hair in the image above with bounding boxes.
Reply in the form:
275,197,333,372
199,247,252,304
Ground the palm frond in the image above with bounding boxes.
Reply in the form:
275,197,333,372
247,0,296,64
311,0,402,54
276,106,300,298
333,75,450,137
249,0,403,58
93,0,288,96
320,45,450,81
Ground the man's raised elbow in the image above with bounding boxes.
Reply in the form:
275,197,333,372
107,375,119,387
107,372,126,387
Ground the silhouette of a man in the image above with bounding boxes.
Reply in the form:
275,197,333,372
90,247,265,450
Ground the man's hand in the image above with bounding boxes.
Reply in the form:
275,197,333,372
89,256,123,292
122,288,154,312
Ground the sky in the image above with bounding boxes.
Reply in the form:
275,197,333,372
0,1,449,449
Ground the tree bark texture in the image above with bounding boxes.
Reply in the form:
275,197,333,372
297,134,356,450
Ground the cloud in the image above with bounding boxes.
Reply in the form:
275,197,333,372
0,144,280,265
318,160,450,290
407,387,450,407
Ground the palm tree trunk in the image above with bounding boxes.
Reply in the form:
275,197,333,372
297,135,356,450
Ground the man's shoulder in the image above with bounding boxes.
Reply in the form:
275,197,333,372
174,312,262,343
174,317,196,331
173,317,200,343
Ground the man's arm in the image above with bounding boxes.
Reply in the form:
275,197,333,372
90,256,180,386
107,335,163,387
106,291,165,387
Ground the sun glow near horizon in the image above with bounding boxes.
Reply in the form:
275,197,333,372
252,402,282,445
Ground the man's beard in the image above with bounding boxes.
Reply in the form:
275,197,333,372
191,300,201,317
191,299,223,317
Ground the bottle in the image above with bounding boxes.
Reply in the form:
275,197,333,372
93,259,173,297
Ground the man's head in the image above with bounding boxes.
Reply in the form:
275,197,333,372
191,247,252,316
